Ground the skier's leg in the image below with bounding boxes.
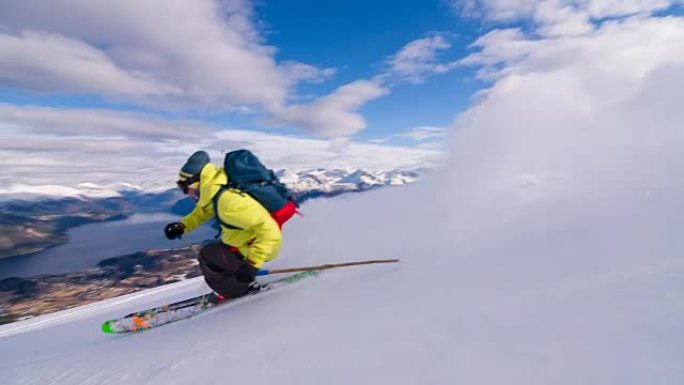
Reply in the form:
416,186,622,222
198,242,254,298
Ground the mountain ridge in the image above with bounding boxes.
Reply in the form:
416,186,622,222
0,168,425,202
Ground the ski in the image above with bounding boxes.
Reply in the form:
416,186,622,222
101,270,318,334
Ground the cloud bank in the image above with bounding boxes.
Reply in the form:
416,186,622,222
0,103,443,187
0,0,399,138
453,5,684,203
0,0,290,108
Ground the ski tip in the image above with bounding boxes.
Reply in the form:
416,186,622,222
101,321,114,334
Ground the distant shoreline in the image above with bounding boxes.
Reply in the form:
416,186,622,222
0,213,130,260
0,245,202,325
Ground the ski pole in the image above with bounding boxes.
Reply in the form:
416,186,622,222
256,259,400,276
179,238,399,276
180,237,199,256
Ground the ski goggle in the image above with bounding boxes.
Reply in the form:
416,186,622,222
176,175,200,194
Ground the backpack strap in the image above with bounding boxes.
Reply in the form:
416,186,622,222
212,186,243,230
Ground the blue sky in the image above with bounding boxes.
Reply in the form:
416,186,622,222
253,0,493,143
0,0,682,188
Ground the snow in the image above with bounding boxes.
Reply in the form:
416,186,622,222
0,182,168,201
280,168,422,193
0,181,174,202
340,169,385,186
1,162,682,384
0,183,122,201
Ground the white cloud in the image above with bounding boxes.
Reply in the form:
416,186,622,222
418,142,447,150
450,10,684,209
280,61,337,85
462,17,684,85
368,138,390,144
0,104,443,187
0,1,443,139
0,2,468,139
272,33,464,138
0,104,212,140
384,34,459,83
586,0,679,18
450,0,681,37
453,0,679,21
0,0,297,110
0,32,178,98
534,1,596,36
268,80,389,137
400,126,447,141
0,0,348,134
452,0,540,21
266,33,463,138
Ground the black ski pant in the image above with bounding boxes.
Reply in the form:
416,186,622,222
198,242,258,299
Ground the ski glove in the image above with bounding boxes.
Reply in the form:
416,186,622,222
164,222,185,240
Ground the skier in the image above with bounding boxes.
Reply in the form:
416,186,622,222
164,150,296,300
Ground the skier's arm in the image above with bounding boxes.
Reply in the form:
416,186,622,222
218,202,282,268
241,219,282,268
180,204,213,233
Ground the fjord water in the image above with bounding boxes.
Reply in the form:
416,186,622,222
0,213,216,279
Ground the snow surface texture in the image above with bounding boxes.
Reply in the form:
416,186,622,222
1,125,682,384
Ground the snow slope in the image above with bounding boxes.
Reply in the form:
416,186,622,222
1,170,682,384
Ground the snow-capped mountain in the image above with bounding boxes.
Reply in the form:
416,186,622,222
0,168,425,203
277,168,423,196
0,182,153,202
340,169,386,187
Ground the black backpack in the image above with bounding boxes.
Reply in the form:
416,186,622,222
212,150,295,229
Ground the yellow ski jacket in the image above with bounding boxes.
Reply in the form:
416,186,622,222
180,163,282,268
